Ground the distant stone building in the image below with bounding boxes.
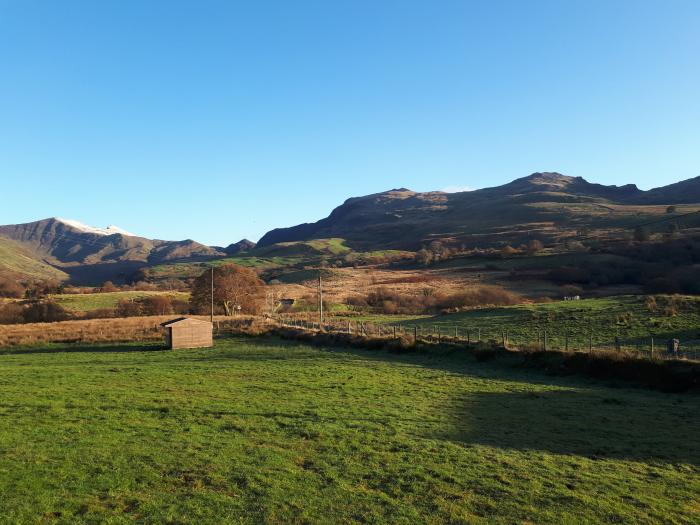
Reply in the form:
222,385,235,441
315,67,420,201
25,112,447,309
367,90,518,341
161,317,213,349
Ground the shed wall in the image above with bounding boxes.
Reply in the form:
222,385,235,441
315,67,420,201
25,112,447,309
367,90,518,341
169,323,212,349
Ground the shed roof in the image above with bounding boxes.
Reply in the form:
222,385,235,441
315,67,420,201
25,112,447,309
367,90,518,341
160,317,213,327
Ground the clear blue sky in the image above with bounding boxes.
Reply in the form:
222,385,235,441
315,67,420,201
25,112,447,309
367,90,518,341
1,1,699,245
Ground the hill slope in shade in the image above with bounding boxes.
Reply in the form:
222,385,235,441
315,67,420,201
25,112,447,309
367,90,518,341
258,172,700,250
0,218,223,284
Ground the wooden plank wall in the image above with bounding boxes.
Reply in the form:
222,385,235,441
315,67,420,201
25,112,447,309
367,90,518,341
170,324,212,349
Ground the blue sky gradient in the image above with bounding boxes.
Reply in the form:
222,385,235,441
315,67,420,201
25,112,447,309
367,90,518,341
1,1,699,244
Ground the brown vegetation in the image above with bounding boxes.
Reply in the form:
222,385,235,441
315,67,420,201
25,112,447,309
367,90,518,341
0,315,264,346
0,276,25,298
0,300,70,324
116,296,190,318
190,264,265,316
348,285,522,314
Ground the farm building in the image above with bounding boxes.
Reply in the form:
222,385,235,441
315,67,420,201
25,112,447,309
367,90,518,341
161,317,213,349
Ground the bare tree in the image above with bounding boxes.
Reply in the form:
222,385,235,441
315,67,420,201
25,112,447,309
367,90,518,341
190,264,265,316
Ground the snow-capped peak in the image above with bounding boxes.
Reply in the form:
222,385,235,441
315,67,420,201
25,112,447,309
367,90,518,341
54,217,136,237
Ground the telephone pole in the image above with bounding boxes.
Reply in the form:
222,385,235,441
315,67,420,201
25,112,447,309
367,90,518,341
318,272,324,327
210,266,214,324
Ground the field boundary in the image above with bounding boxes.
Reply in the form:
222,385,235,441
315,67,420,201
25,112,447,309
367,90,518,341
275,316,700,361
259,323,700,393
2,314,699,392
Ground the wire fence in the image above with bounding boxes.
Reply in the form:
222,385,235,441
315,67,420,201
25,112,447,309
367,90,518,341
272,316,700,362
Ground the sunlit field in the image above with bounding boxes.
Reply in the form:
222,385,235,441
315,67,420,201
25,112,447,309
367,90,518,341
0,337,697,524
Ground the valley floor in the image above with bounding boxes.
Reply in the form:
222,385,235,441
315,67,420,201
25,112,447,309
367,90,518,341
0,337,698,524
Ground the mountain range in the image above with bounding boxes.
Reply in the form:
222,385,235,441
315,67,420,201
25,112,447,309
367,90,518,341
258,172,700,250
2,172,700,284
0,217,252,284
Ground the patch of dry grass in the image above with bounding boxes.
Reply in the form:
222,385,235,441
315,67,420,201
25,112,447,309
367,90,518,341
0,315,271,346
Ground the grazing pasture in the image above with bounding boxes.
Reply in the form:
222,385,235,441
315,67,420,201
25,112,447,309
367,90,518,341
50,291,190,313
397,295,700,354
0,337,697,524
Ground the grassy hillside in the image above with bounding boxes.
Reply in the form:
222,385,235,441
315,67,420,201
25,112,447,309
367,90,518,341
397,295,700,353
50,291,190,313
145,239,412,284
0,337,697,523
0,236,68,281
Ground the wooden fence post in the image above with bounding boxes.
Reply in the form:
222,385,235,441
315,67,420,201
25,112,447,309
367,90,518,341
414,326,418,345
543,330,548,351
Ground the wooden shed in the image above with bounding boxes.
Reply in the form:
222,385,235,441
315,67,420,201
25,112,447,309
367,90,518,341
161,317,213,349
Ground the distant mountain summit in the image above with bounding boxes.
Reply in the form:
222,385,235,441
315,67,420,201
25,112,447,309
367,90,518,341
0,217,223,284
54,218,137,237
213,239,256,255
258,172,700,250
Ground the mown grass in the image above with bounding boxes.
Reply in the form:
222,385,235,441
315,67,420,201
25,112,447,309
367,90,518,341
396,295,700,352
50,291,190,312
0,337,698,524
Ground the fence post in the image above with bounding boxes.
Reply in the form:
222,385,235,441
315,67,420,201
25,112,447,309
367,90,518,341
565,332,569,352
393,326,397,339
414,326,417,345
454,326,458,340
543,330,547,351
467,329,470,344
477,328,481,342
651,337,654,358
589,332,593,354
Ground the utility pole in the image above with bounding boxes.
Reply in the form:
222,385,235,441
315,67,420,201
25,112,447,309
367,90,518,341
318,272,324,327
210,266,214,324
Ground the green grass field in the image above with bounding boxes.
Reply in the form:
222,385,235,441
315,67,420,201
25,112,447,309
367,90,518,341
0,337,697,523
394,295,700,353
50,291,190,312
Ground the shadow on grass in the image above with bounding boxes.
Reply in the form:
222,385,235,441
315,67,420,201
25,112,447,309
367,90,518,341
205,335,591,390
440,389,700,465
0,343,165,356
222,337,700,464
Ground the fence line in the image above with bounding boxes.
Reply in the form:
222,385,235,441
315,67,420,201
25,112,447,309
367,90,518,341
266,316,700,362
